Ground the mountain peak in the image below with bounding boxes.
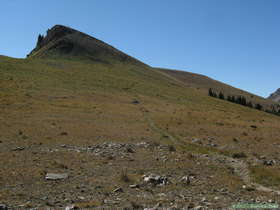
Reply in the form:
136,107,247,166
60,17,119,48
268,88,280,102
27,25,146,66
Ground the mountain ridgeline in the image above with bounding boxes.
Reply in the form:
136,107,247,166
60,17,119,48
27,25,147,66
208,88,280,116
157,68,280,115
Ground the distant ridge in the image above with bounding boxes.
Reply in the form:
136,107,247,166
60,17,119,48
157,68,279,108
27,25,147,66
268,88,280,102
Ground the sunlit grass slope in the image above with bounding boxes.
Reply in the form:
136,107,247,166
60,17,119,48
1,55,280,151
156,68,277,108
1,55,280,192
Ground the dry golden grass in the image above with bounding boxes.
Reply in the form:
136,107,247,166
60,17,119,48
157,68,277,109
1,56,280,208
250,166,280,188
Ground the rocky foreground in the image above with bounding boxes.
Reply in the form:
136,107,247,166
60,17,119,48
0,139,279,209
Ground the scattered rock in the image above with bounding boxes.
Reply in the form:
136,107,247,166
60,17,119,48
192,138,202,144
0,204,7,210
65,205,79,210
77,196,86,200
132,99,140,104
87,142,136,158
181,175,191,185
60,141,173,158
263,160,275,166
41,196,48,201
113,187,123,193
143,174,168,186
201,197,207,202
136,142,150,148
129,184,139,188
12,147,25,151
208,143,218,147
242,185,255,191
125,147,135,153
45,173,68,180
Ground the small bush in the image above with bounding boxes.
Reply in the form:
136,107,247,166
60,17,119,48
255,103,263,110
232,152,247,159
168,145,176,152
120,168,130,182
218,92,225,100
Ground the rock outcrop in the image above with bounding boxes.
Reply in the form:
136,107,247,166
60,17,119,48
268,88,280,102
27,25,146,66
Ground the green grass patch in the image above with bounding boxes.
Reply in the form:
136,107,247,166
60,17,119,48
250,166,280,187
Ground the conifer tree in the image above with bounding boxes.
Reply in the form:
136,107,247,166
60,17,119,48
219,92,225,100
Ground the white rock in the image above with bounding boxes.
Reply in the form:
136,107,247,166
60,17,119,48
181,175,191,185
45,173,68,180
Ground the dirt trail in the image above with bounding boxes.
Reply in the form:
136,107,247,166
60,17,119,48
143,110,178,144
217,155,280,195
141,107,280,195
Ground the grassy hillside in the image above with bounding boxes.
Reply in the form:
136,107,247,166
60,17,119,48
1,55,280,208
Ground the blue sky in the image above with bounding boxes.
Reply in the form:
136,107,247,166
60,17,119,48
1,0,279,97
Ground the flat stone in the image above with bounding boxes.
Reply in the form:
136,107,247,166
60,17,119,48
113,187,123,193
143,174,168,186
45,173,68,180
65,205,78,210
12,147,25,151
129,184,139,188
78,196,86,200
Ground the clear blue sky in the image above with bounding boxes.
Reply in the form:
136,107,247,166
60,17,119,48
1,0,279,97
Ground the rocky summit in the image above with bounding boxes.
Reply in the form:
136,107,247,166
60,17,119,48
268,88,280,102
27,25,146,66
